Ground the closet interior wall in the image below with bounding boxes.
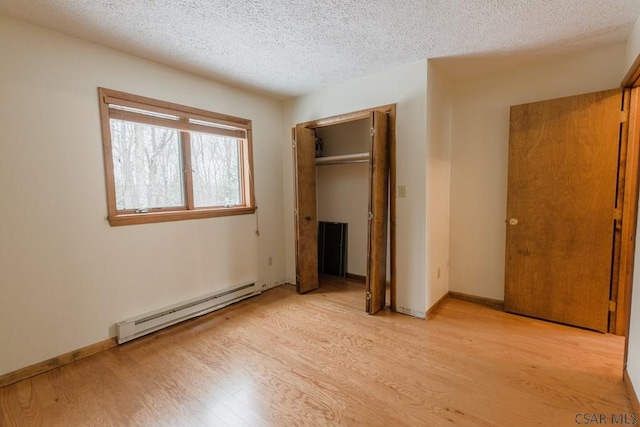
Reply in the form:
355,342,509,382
316,119,370,277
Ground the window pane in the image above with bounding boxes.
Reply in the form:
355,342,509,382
110,119,184,210
190,133,242,208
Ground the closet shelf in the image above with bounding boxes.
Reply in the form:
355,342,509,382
315,152,370,166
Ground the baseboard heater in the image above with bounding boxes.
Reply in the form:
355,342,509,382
116,281,259,344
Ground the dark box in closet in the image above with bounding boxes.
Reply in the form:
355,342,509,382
318,222,347,277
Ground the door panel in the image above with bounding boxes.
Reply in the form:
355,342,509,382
366,111,390,314
294,125,319,293
505,89,621,332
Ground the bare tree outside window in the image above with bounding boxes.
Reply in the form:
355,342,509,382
191,133,241,208
110,120,184,211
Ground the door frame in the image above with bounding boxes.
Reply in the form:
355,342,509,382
293,104,397,311
610,88,633,334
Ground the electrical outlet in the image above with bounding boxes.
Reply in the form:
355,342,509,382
268,256,273,266
398,185,407,198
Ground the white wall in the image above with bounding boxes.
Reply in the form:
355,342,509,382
626,15,640,76
0,15,286,376
629,218,640,399
447,44,627,301
425,60,453,309
626,15,640,407
283,60,428,317
317,164,369,276
316,119,370,156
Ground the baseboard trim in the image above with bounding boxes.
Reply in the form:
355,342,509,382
346,273,366,282
0,337,117,389
426,292,449,319
624,370,640,418
448,291,505,310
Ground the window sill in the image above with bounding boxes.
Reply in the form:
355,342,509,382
107,206,256,226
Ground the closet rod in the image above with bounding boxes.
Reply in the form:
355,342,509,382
315,152,370,166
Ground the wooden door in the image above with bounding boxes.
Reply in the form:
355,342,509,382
505,89,622,332
366,111,390,314
294,125,319,293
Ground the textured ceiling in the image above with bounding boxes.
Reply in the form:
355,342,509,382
1,1,639,98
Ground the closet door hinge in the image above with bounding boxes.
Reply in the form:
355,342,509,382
292,140,296,148
609,300,617,312
368,212,373,220
294,209,298,217
366,291,372,300
370,127,375,137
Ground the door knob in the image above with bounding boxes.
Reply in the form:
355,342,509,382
509,218,519,226
305,216,312,221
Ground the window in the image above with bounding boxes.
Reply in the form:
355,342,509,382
98,88,255,226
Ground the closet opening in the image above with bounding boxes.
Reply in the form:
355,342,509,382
293,105,396,314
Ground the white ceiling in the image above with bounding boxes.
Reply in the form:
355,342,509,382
1,1,639,99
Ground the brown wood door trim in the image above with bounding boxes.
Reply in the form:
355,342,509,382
291,127,300,289
610,88,632,334
297,104,395,130
622,86,640,369
388,105,397,312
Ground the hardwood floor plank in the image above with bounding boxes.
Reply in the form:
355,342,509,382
0,277,634,426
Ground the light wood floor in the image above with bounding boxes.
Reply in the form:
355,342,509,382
0,276,635,426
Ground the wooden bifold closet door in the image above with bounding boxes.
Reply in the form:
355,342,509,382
366,111,390,314
293,125,319,294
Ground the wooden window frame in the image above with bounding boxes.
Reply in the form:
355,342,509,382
98,88,256,226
